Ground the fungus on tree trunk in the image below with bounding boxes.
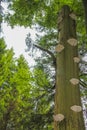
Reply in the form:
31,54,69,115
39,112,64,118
69,13,77,20
70,105,82,112
73,57,80,63
70,78,79,85
53,114,64,122
55,44,64,52
58,16,63,24
67,38,78,46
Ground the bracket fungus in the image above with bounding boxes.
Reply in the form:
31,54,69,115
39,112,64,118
73,57,80,63
55,44,64,53
70,78,79,85
67,38,78,46
69,13,77,20
58,16,63,24
70,105,82,112
53,114,64,122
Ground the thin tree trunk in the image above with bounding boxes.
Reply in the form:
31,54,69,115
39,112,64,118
54,5,85,130
82,0,87,33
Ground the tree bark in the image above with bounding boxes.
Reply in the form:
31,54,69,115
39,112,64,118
54,5,85,130
82,0,87,33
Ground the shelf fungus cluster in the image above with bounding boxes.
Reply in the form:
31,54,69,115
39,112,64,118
67,38,78,46
69,13,77,20
53,114,64,122
73,57,80,63
55,44,64,53
70,105,82,112
70,78,79,85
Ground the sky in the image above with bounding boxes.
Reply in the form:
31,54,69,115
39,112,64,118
2,23,36,66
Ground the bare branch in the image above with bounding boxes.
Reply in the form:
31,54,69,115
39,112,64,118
34,44,56,67
80,73,87,77
80,79,87,89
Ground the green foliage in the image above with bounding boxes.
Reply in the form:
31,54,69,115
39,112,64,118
28,68,54,129
5,0,83,29
0,39,32,130
0,38,54,129
1,0,87,129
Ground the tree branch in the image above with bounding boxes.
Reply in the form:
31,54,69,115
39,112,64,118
80,73,87,77
80,79,87,89
34,44,56,67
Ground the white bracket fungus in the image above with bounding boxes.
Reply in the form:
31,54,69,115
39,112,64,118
69,13,77,20
70,78,79,85
55,44,64,53
70,105,82,112
53,114,64,122
73,57,80,63
58,16,63,24
67,38,78,46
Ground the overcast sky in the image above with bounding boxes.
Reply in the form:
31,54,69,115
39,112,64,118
2,23,36,65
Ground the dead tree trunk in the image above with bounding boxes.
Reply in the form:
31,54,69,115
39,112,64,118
54,5,85,130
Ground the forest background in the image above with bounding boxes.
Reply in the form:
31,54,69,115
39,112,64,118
0,0,87,130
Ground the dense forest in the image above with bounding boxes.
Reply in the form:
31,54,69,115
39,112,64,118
0,0,87,130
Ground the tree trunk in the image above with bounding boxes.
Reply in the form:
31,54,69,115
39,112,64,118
82,0,87,33
54,5,85,130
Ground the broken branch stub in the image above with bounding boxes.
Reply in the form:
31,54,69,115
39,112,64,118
67,38,78,46
55,44,64,53
53,114,64,122
70,105,82,112
70,78,79,85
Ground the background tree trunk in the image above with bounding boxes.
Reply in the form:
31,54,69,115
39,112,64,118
54,5,85,130
82,0,87,33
